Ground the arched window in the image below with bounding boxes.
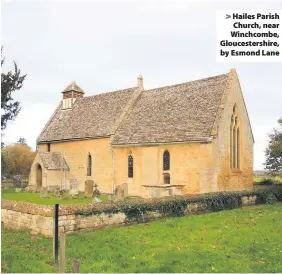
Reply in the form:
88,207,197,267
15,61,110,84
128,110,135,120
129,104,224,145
230,105,240,169
128,155,133,178
163,150,170,171
237,128,240,168
87,153,92,176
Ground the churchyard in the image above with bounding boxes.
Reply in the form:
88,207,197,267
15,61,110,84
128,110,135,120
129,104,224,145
2,188,108,205
1,177,110,205
2,204,282,273
1,178,282,273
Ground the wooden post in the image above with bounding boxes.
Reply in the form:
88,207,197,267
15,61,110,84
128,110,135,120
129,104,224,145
59,233,65,273
54,204,59,265
71,258,80,273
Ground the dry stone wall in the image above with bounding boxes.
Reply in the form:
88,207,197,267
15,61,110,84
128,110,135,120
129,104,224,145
1,194,260,237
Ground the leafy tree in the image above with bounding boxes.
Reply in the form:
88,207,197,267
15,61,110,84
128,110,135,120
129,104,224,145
1,148,6,177
265,117,282,174
18,137,27,145
1,48,26,131
2,143,36,177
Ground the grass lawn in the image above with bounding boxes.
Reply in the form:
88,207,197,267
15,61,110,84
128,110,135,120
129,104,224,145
1,188,108,205
2,203,282,273
254,175,282,183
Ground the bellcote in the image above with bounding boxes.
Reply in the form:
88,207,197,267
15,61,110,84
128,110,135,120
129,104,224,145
62,81,84,109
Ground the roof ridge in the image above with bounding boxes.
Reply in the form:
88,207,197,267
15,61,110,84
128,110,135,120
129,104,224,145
38,71,231,144
40,151,62,155
83,86,138,100
145,73,228,93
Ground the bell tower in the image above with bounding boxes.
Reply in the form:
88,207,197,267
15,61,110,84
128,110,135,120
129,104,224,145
62,81,84,109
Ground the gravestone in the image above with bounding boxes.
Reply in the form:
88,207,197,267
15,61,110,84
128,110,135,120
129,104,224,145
12,175,22,188
92,196,101,203
3,183,9,190
108,194,114,202
69,188,79,197
40,187,48,198
25,185,36,192
114,183,128,201
15,188,22,193
84,180,94,197
69,179,79,197
54,188,60,197
61,191,71,200
93,183,101,197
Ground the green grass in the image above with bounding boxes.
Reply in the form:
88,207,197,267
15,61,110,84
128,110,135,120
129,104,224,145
254,175,282,183
1,189,108,205
2,204,282,273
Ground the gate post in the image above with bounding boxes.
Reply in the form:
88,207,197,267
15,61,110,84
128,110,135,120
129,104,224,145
53,203,59,265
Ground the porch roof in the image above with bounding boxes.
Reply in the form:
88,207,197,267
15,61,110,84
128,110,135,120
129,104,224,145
39,151,69,171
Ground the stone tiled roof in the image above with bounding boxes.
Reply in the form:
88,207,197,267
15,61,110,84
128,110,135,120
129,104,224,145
39,152,69,170
38,73,228,145
111,74,228,145
38,87,138,142
62,81,84,94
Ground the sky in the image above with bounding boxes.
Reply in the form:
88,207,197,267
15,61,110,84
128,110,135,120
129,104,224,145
1,0,282,170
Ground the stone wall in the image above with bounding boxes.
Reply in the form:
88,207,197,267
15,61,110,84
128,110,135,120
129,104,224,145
1,194,259,238
1,209,53,237
212,69,254,192
1,200,54,237
35,138,113,193
113,143,214,197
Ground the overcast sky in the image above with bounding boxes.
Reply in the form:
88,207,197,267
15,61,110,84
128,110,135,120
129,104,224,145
2,0,282,170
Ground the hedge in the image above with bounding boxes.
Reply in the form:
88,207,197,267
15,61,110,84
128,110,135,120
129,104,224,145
74,186,282,222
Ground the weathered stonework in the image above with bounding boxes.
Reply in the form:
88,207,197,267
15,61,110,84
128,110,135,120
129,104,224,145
1,208,53,237
2,192,261,238
242,195,257,205
29,69,254,198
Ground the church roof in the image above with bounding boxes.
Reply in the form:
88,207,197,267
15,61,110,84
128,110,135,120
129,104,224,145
38,88,138,142
39,152,69,170
38,73,229,145
111,74,228,145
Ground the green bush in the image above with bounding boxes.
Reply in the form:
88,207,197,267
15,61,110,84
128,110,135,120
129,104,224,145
255,178,274,185
204,192,242,211
74,186,282,223
253,186,282,204
270,186,282,201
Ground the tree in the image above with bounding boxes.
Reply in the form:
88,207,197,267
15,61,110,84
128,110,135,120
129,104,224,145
2,143,36,177
265,117,282,174
18,137,27,145
1,48,26,132
1,148,6,177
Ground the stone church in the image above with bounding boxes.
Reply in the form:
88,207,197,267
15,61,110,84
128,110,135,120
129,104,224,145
28,69,254,198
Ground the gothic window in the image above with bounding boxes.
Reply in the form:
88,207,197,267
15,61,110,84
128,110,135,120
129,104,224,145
128,155,133,178
230,105,240,169
237,128,240,168
87,153,92,176
163,150,170,171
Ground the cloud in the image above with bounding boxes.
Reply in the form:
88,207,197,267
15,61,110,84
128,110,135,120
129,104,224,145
2,0,282,170
2,104,56,149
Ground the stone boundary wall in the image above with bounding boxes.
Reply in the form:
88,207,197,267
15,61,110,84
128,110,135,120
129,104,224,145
1,195,258,238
